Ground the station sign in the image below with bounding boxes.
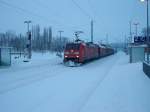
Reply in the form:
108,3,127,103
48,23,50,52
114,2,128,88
134,36,146,43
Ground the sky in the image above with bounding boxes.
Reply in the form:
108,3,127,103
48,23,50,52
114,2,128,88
0,0,148,43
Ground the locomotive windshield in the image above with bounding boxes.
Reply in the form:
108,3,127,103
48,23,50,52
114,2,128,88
65,43,80,50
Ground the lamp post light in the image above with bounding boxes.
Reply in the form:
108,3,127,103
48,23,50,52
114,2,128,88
24,21,32,33
141,0,145,2
140,0,149,62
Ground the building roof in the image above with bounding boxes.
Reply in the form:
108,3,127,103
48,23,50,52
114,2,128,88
128,44,147,48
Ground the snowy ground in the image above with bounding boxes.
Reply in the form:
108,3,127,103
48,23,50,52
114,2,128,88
0,52,150,112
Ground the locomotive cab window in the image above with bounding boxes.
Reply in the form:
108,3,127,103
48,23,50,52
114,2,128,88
65,43,80,50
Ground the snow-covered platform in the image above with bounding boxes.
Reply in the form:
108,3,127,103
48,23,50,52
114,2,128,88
0,52,149,112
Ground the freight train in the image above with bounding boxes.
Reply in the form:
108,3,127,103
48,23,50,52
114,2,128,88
63,41,114,66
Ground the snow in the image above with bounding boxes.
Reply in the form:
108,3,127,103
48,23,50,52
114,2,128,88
0,52,150,112
81,53,150,112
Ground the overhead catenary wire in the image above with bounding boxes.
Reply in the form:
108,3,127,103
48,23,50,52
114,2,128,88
71,0,93,20
70,0,104,39
0,0,84,31
31,0,89,30
86,0,110,42
87,0,96,18
87,0,99,19
71,0,101,24
0,0,98,38
0,0,49,22
33,0,93,25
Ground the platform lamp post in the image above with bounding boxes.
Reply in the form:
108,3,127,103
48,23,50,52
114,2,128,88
140,0,149,63
24,20,32,59
133,22,140,37
58,30,64,52
58,30,64,42
129,21,132,43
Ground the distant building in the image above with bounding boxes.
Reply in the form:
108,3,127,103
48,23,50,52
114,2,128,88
0,47,11,66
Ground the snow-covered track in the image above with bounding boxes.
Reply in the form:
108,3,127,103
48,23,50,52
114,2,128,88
0,64,70,94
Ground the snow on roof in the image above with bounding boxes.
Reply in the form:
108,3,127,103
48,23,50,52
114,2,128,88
99,45,106,48
99,44,110,48
128,44,147,48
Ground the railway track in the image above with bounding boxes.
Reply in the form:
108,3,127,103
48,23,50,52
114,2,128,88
78,54,121,112
0,52,123,112
0,63,68,95
0,58,58,75
27,53,121,112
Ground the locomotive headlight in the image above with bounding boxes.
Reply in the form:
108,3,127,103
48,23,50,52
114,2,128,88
76,55,79,58
65,55,68,58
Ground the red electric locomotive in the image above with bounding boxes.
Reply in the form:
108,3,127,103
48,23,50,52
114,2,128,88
64,41,99,66
63,32,114,66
